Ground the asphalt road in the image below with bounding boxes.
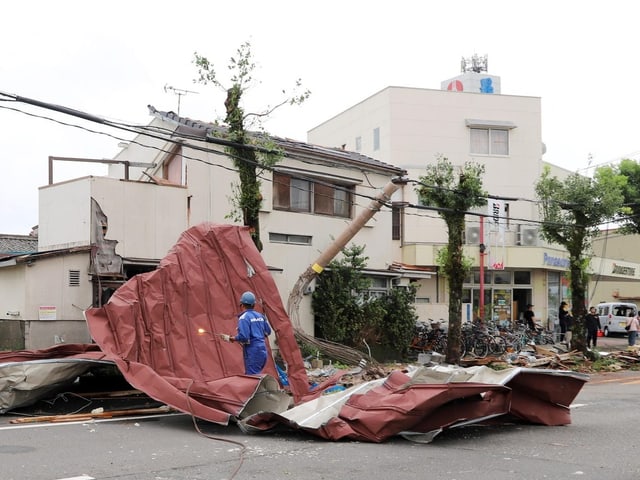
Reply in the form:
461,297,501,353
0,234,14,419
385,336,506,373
1,334,637,480
1,364,640,480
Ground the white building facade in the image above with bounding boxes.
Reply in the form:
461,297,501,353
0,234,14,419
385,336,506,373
0,110,406,350
307,71,640,329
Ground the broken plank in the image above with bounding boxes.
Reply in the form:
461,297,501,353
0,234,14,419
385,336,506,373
79,389,145,398
534,346,558,357
616,355,640,363
526,357,553,367
10,405,173,424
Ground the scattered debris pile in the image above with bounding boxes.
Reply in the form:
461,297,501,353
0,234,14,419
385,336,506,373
459,343,640,373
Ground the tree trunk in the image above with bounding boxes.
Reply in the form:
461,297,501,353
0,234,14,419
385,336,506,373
569,242,587,352
445,220,465,364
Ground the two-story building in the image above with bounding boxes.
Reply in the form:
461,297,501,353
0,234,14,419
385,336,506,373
0,109,406,350
307,69,640,329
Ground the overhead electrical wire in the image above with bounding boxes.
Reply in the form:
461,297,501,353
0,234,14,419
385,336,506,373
0,90,632,230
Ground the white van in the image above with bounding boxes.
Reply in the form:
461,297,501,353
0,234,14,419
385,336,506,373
597,302,637,336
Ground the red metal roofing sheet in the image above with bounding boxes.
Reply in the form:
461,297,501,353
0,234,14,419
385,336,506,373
84,223,311,423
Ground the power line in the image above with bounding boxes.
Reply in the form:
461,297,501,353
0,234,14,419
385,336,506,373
1,91,633,231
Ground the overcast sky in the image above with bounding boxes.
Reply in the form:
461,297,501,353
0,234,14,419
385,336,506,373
1,0,638,235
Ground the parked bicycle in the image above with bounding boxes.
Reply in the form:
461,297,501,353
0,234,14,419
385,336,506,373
409,320,447,355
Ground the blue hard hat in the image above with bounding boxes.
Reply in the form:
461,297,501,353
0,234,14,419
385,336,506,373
240,291,256,306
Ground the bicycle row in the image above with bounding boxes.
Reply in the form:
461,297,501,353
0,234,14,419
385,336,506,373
409,318,556,359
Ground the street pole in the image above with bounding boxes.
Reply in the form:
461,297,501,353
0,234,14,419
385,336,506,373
479,216,486,322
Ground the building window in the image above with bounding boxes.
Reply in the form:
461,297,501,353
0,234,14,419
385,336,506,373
493,271,512,285
392,204,402,240
290,178,311,211
273,172,353,218
513,271,531,285
367,276,389,298
269,233,312,245
355,136,362,152
470,128,509,155
472,270,491,285
373,127,380,151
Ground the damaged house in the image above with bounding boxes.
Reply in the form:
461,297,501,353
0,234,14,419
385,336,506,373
0,106,408,351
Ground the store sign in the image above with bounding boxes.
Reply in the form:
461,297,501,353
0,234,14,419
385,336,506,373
487,200,505,269
543,253,570,269
611,263,636,277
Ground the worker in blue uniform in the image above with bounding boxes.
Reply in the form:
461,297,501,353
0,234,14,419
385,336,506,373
221,291,272,374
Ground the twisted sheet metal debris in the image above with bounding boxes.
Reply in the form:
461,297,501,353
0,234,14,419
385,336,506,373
241,364,588,443
0,223,589,443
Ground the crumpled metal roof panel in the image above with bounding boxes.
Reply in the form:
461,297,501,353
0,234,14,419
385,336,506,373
84,223,310,423
241,365,589,443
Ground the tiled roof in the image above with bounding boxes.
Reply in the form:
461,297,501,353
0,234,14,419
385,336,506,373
0,234,38,256
147,106,405,176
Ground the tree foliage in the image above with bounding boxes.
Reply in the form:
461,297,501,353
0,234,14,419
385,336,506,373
613,158,640,234
312,244,418,359
535,165,626,351
193,42,310,251
375,284,419,358
415,156,487,364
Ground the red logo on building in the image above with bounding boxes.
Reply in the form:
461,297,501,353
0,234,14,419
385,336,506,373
447,80,463,91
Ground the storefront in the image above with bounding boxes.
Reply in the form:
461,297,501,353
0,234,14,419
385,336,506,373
462,269,533,326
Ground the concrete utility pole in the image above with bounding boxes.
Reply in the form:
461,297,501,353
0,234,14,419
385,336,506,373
287,176,408,328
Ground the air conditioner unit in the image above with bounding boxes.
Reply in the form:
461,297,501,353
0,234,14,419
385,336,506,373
465,226,480,245
518,226,538,246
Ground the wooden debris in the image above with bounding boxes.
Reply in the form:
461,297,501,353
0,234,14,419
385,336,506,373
526,356,553,368
617,354,640,363
79,389,145,398
10,405,173,424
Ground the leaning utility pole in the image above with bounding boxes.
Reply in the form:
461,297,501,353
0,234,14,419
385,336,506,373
286,176,407,364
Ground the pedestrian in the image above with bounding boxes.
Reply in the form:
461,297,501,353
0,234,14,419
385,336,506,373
626,313,640,347
523,304,536,331
584,306,601,349
221,291,272,374
558,301,571,342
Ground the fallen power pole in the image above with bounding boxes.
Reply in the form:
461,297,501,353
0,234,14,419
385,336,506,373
286,176,408,365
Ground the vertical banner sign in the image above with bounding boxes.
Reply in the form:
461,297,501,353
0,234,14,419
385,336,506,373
487,200,505,270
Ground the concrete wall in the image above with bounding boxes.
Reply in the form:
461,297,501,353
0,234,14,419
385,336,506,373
39,176,189,259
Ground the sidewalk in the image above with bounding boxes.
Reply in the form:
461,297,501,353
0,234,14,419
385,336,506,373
592,334,633,352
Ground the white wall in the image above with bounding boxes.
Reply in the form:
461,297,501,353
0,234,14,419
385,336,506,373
39,176,189,259
0,264,26,320
38,178,93,250
308,86,544,249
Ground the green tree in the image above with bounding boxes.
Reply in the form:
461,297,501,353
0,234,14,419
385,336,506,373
193,42,310,251
415,156,487,364
311,244,417,359
312,244,380,346
376,283,418,359
613,158,640,234
535,165,626,352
